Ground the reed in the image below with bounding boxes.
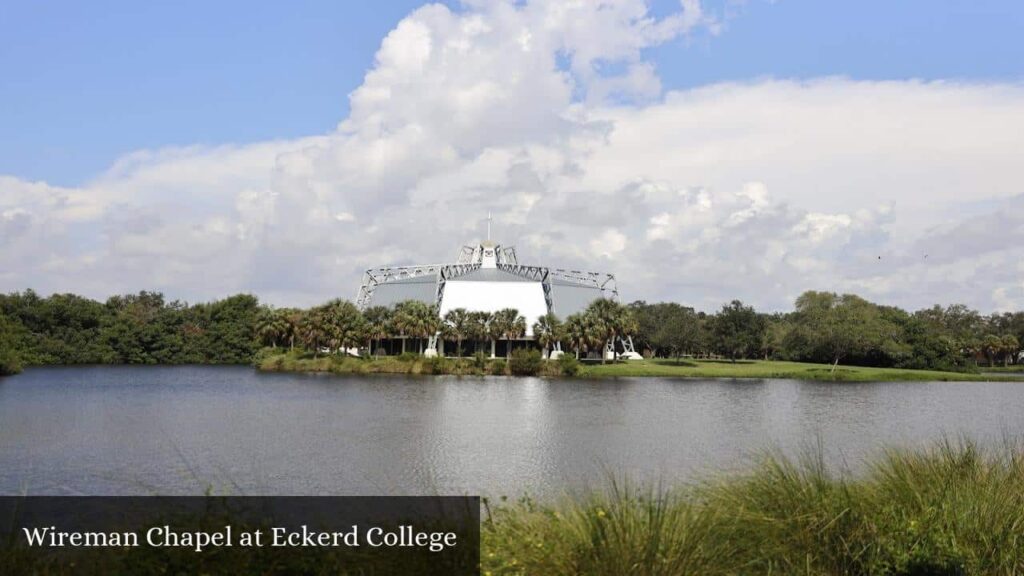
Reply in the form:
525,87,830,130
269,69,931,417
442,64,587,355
482,439,1024,575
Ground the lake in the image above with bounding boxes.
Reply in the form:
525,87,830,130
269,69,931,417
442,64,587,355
2,366,1023,497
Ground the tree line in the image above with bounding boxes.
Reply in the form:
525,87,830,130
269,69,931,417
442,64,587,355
0,290,258,372
629,292,1023,371
1,288,1021,375
252,297,637,363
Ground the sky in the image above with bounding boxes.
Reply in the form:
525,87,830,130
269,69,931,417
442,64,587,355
1,0,1023,312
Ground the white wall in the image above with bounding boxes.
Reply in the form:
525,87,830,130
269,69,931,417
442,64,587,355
440,281,547,336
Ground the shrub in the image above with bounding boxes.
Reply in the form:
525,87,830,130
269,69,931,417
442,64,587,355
489,360,507,375
0,347,21,376
557,353,580,376
510,348,543,376
251,346,280,367
396,352,420,362
424,356,451,375
472,351,489,370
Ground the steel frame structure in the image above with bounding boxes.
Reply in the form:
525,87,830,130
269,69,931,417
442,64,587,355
357,262,618,313
456,244,518,266
356,240,626,356
355,262,480,309
354,245,636,355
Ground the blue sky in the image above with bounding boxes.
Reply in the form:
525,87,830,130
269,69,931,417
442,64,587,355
2,0,1021,186
2,0,1023,310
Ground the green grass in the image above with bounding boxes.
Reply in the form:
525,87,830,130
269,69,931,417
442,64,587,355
258,351,1015,382
580,358,1013,381
983,364,1024,373
6,440,1022,574
482,439,1024,575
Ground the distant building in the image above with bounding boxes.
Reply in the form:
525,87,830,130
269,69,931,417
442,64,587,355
355,219,637,358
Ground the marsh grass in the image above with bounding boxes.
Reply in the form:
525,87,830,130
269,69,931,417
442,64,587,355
256,350,1015,382
984,365,1024,373
256,349,568,377
482,439,1024,575
580,359,1012,382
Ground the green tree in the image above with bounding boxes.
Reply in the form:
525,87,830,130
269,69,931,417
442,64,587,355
390,301,416,354
710,300,765,362
297,308,327,356
443,308,471,358
788,291,895,372
652,304,700,362
760,315,790,361
202,294,260,363
0,311,24,376
531,312,563,358
982,334,1004,366
899,316,960,371
584,299,636,363
392,300,438,355
363,306,392,357
255,306,289,348
467,311,492,356
1003,334,1021,366
489,308,526,360
564,313,593,360
318,299,365,353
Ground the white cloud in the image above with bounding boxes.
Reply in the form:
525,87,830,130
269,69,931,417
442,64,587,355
1,0,1023,312
591,228,628,259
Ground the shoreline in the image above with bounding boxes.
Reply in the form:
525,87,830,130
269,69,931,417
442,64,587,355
4,440,1022,573
254,352,1016,382
7,356,1016,382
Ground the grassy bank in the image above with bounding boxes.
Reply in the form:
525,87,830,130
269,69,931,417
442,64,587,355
983,364,1024,373
482,440,1024,575
256,350,1011,382
584,358,1009,381
5,441,1023,574
255,349,551,377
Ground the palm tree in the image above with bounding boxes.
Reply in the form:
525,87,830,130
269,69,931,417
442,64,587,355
490,308,525,360
618,308,639,357
532,312,562,358
564,313,588,359
254,306,287,348
281,308,302,351
1002,334,1020,367
486,311,505,359
393,300,438,355
443,308,471,358
297,308,327,356
321,299,365,354
960,336,981,367
510,315,527,358
363,306,391,356
391,301,417,354
585,298,635,363
416,303,440,354
982,334,1003,366
467,311,492,356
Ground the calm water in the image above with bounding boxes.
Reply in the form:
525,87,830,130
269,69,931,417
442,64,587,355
2,366,1024,497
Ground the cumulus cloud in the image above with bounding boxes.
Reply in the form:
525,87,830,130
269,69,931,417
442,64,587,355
1,0,1023,312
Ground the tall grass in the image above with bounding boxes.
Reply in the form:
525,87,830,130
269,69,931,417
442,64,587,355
482,439,1024,575
255,349,573,377
256,350,1016,382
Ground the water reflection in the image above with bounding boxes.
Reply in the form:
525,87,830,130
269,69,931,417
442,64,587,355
1,366,1023,497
